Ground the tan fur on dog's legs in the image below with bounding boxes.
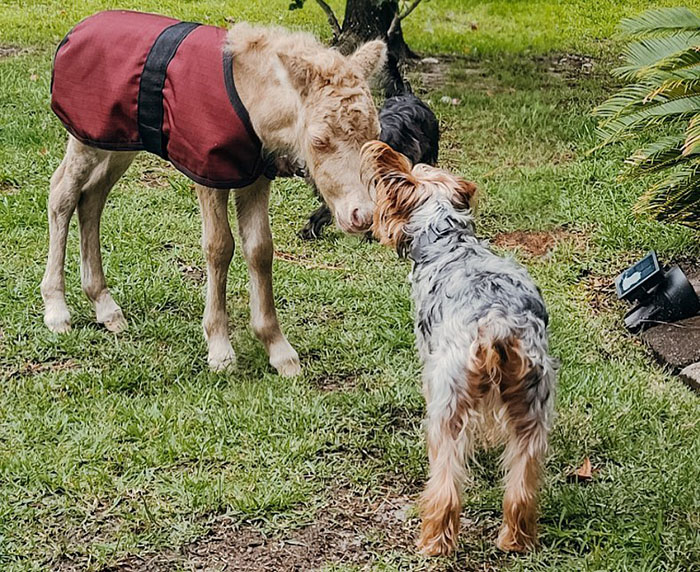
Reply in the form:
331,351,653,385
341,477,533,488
77,149,136,332
418,409,470,556
497,427,546,552
235,179,300,377
196,185,237,372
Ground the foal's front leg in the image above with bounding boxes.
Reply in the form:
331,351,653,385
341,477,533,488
235,178,301,377
196,185,236,371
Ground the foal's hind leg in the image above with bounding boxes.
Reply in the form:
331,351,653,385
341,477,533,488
235,178,300,376
41,157,74,332
77,149,136,332
195,185,236,372
41,136,135,332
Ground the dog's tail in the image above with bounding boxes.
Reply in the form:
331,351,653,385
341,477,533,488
467,319,555,442
384,53,412,98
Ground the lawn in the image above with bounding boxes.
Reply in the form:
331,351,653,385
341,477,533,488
1,1,699,571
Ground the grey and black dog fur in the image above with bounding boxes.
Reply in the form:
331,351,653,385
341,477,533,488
361,141,557,556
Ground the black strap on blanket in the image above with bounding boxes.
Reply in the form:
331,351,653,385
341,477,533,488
138,21,200,158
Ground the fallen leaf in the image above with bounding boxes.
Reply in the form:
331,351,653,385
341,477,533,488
566,456,596,483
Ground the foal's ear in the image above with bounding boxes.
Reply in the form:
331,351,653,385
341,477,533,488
350,40,387,80
278,52,316,96
451,177,478,212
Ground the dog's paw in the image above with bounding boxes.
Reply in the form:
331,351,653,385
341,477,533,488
417,534,456,557
496,524,536,553
299,222,323,240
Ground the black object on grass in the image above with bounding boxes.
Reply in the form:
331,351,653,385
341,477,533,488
615,251,700,332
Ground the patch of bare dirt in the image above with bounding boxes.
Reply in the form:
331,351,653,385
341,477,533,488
3,359,77,380
108,485,505,572
582,273,624,316
311,369,368,392
176,258,205,283
108,486,417,571
139,166,174,188
545,53,595,81
492,227,588,258
0,45,27,59
409,56,452,91
407,55,493,96
0,180,20,195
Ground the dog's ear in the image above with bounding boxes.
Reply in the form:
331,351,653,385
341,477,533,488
360,140,412,185
361,141,423,252
278,52,316,96
350,40,387,80
450,177,478,212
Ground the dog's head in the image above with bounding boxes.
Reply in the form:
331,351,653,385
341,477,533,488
278,41,386,235
360,141,477,252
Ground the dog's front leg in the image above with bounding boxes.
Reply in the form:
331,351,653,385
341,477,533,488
235,178,300,377
196,185,236,372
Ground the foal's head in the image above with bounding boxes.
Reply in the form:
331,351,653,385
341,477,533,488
279,41,386,234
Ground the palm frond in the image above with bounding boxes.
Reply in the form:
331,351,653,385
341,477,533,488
596,8,700,228
614,32,700,80
624,133,689,176
645,73,700,99
684,114,700,155
596,94,700,144
593,82,661,119
620,7,700,38
634,159,700,227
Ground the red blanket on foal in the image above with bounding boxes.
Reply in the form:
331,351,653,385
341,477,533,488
51,10,266,188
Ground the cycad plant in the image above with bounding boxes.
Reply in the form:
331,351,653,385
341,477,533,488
594,7,700,229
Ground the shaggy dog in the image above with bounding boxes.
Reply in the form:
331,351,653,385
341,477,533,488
299,79,439,239
44,11,386,376
360,141,556,556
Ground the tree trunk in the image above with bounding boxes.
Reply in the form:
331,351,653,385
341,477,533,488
335,0,417,61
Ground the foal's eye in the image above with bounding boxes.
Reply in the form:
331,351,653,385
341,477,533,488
311,134,331,150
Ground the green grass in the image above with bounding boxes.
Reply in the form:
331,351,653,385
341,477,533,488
1,1,699,571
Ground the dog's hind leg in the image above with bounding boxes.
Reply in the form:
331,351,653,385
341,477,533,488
42,136,135,332
235,178,300,377
77,147,136,332
497,419,547,552
417,372,473,556
196,185,236,372
496,353,552,552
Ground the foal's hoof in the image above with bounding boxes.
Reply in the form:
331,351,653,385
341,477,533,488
100,309,128,333
208,353,237,373
45,310,71,333
270,343,301,377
